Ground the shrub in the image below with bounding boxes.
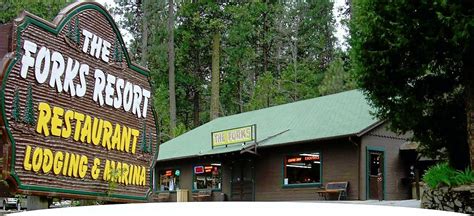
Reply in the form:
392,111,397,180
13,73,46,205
423,163,474,189
453,168,474,186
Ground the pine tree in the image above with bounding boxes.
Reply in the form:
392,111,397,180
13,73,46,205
74,17,80,44
11,89,20,122
140,122,148,153
113,38,123,62
23,84,35,125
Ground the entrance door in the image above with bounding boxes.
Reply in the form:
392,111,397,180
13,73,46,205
368,150,384,200
231,159,254,201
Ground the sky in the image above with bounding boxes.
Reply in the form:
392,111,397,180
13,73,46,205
95,0,349,49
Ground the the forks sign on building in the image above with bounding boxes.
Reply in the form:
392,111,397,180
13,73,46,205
0,2,158,202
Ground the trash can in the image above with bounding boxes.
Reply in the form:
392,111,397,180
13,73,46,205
177,189,189,202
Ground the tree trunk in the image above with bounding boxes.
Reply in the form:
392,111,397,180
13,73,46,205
466,59,474,169
193,90,200,127
210,32,221,120
168,0,177,137
140,0,148,66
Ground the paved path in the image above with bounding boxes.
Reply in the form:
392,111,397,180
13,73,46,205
308,199,421,208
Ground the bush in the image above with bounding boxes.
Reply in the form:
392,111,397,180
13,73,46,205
423,163,474,189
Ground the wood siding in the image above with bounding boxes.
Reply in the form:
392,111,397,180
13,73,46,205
154,125,411,201
254,140,359,201
359,123,411,200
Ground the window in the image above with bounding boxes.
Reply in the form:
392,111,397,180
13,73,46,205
158,169,180,191
284,152,321,185
193,163,222,190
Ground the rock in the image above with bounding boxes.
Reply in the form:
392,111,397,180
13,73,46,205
466,206,472,213
454,199,463,207
440,187,448,193
444,206,453,211
447,201,454,209
453,185,470,192
434,196,440,204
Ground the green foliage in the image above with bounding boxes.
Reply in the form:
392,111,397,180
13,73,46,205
350,0,474,169
423,163,474,189
112,1,351,141
22,84,35,125
0,0,71,24
452,168,474,186
319,55,356,96
107,168,124,196
423,163,457,189
12,89,20,122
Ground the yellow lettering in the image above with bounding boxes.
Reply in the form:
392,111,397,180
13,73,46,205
103,160,110,181
80,115,92,144
42,148,53,173
73,112,85,141
36,102,51,136
111,124,121,150
78,155,88,178
122,163,129,185
131,129,139,154
53,151,63,175
50,107,64,137
23,145,32,171
68,153,80,177
91,158,101,180
134,165,141,185
62,110,74,138
116,162,122,183
32,147,43,172
92,118,103,146
120,126,131,152
140,166,146,186
102,120,113,150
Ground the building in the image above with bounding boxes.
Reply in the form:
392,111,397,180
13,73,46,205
153,90,413,201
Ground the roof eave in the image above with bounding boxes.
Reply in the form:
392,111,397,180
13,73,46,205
356,120,385,137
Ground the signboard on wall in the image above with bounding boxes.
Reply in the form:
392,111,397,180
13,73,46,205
211,125,256,148
0,2,158,202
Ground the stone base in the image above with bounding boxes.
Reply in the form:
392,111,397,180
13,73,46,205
421,184,474,213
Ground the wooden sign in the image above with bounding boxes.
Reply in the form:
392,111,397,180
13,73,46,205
211,125,256,148
0,2,158,202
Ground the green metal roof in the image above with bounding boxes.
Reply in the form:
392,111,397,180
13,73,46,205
157,90,378,161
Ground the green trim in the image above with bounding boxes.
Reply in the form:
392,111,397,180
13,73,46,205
191,163,223,191
365,146,386,200
281,151,323,188
0,3,155,201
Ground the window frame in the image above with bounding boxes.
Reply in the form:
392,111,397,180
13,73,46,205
282,151,323,188
192,163,223,192
156,167,181,193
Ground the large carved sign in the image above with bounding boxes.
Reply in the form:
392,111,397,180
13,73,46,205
0,2,158,201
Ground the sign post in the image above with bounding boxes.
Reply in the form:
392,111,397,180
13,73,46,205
0,2,158,202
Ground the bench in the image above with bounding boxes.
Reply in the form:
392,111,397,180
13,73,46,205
315,182,349,200
192,190,212,202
